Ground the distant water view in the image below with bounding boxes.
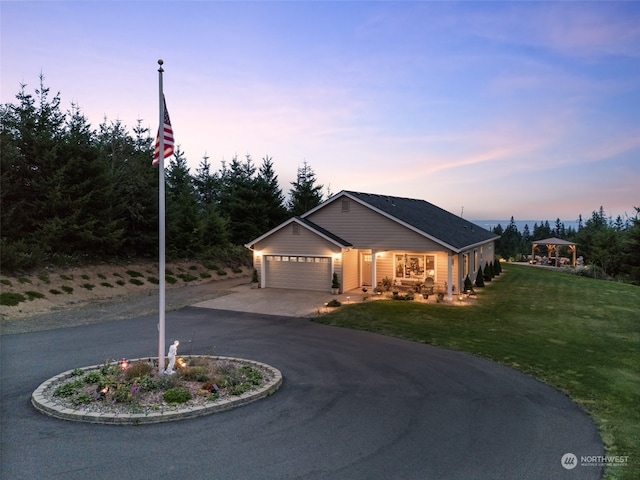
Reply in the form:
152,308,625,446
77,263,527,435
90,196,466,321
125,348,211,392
472,220,581,233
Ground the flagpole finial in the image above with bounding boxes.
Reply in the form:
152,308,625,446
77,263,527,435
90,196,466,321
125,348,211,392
158,59,164,73
158,59,164,65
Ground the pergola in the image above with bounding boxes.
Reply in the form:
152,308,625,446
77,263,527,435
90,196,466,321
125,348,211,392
531,237,577,267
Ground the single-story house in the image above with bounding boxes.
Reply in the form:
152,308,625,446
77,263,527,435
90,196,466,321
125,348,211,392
245,190,499,300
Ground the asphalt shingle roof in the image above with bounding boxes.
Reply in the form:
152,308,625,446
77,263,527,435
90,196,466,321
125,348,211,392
345,191,498,251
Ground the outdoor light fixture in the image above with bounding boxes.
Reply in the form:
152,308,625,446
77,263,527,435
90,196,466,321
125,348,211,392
458,294,464,303
177,358,187,368
119,358,129,370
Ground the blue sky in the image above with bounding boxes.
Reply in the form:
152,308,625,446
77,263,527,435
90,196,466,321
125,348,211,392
2,1,639,222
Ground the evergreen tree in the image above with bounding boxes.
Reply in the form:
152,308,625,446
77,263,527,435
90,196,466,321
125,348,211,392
165,148,202,257
621,207,640,284
255,155,288,230
475,266,485,288
288,160,323,216
97,118,157,257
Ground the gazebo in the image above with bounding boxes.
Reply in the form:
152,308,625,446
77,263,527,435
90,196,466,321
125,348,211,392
531,237,577,267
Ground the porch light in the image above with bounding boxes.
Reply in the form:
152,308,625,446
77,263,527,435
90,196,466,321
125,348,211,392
254,250,262,257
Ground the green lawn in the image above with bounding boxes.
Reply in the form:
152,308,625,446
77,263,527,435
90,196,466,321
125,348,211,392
315,264,639,480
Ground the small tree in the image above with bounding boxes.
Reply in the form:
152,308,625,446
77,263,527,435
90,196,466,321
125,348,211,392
482,263,491,282
475,266,485,288
463,275,473,293
494,258,502,275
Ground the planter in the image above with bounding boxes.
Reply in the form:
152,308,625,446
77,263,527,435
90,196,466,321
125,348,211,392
331,288,339,295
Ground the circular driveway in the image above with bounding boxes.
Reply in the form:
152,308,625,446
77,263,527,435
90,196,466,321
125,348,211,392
1,307,603,479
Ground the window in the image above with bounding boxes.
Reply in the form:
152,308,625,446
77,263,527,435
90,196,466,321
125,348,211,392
341,199,350,212
292,224,300,235
394,254,435,280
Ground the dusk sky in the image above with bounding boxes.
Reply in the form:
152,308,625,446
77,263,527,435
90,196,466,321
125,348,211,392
2,1,639,223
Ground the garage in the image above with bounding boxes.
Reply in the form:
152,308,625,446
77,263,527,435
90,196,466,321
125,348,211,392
264,255,331,291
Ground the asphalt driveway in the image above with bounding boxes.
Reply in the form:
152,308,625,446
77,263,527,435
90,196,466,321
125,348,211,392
0,306,603,480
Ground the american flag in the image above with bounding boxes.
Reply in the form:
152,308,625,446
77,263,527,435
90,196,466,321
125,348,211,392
152,97,174,166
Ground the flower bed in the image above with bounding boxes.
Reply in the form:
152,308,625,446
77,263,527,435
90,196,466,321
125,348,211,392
33,355,282,423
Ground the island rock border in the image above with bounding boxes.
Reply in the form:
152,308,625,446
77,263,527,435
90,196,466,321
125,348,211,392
31,356,283,425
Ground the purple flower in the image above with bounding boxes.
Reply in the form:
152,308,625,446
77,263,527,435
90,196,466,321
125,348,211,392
130,384,141,395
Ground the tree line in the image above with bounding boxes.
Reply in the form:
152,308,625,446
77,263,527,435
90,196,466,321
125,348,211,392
493,208,640,284
0,77,324,272
2,77,638,285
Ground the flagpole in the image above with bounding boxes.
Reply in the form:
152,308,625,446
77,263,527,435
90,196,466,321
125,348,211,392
157,59,166,375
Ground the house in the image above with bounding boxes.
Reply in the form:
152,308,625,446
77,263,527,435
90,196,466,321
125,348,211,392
245,191,499,300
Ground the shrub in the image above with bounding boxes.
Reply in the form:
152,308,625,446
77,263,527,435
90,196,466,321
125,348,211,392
129,279,144,286
18,277,32,284
0,292,26,306
1,279,11,286
49,289,62,295
38,274,50,284
165,268,175,276
116,280,126,286
25,290,45,300
166,275,177,285
163,387,192,404
80,283,95,290
199,272,212,279
475,267,485,288
147,276,159,284
178,273,198,282
53,379,84,398
83,371,103,384
327,299,341,307
60,274,73,281
124,361,154,381
97,273,107,280
216,270,228,276
126,270,143,278
61,285,74,294
232,267,243,274
463,275,473,293
81,274,90,280
101,282,114,288
188,265,198,271
179,366,209,382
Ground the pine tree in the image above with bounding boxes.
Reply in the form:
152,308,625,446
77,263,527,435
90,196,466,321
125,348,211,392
288,160,323,216
475,266,485,288
166,148,202,257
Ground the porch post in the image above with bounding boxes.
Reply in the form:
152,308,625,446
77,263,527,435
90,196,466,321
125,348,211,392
371,249,377,288
260,254,266,289
447,251,453,301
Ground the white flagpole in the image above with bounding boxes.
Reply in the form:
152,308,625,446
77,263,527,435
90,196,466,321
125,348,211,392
157,59,166,374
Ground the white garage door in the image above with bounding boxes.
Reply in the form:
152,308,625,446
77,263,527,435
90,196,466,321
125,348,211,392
264,255,331,291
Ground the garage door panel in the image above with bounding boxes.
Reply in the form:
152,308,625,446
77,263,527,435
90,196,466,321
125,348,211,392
265,256,331,291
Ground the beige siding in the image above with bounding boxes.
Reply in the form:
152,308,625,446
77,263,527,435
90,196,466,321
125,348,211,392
308,199,444,251
254,222,340,256
342,249,359,291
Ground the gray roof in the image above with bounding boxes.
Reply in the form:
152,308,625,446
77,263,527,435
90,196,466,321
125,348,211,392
297,217,353,247
344,191,498,251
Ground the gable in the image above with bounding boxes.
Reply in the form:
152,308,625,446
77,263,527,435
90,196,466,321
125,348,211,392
306,195,443,251
304,191,498,251
248,218,346,255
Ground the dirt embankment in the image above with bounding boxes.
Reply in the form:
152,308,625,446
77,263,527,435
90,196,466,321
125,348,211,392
0,260,251,334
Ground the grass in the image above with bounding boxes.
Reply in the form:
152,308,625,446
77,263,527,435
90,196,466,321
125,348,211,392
316,264,639,480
